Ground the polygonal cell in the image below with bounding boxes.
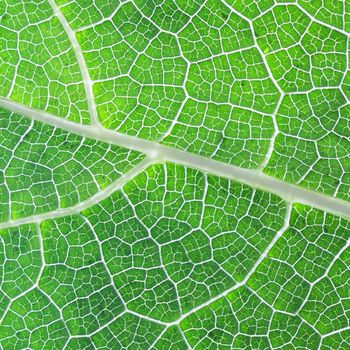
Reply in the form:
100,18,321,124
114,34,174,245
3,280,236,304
179,0,253,62
91,313,164,349
0,109,143,220
0,0,90,122
1,289,69,350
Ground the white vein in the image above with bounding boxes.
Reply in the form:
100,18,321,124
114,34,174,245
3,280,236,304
48,0,99,125
0,97,349,221
0,155,152,229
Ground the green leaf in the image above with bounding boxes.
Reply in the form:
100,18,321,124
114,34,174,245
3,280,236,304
1,1,350,349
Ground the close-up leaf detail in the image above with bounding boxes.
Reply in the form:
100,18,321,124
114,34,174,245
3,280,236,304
1,1,350,349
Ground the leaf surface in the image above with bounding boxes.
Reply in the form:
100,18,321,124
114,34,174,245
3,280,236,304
1,1,350,349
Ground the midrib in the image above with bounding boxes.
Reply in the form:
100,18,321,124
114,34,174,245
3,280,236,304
0,97,349,224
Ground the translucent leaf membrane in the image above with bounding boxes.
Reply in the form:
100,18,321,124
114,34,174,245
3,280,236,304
228,0,350,31
0,0,90,123
297,0,350,32
181,205,350,350
71,0,350,200
0,108,144,221
264,92,350,201
75,0,279,170
1,163,286,348
252,5,350,200
2,0,350,200
2,1,350,349
2,163,350,349
82,163,286,321
55,0,120,30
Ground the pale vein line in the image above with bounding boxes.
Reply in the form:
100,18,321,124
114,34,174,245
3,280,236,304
0,98,349,220
0,157,152,230
103,204,292,328
166,203,292,326
296,222,350,318
295,3,350,38
47,0,99,125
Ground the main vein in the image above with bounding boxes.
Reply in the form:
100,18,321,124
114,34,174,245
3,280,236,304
0,97,349,220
